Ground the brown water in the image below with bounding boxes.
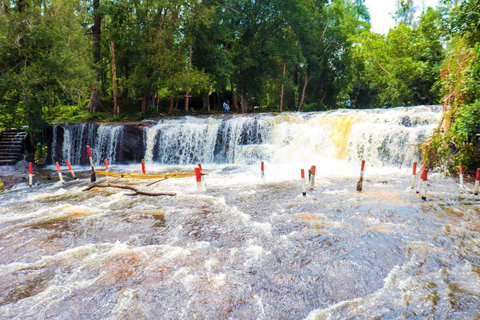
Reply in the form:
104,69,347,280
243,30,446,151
1,164,479,319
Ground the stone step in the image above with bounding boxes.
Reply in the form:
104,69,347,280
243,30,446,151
0,130,27,165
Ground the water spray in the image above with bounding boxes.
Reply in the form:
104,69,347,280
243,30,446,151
65,160,77,179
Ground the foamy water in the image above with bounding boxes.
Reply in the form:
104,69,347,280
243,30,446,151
1,106,479,318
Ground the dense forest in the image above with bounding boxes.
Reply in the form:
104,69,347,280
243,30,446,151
0,0,479,170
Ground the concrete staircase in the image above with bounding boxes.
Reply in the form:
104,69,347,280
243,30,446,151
0,129,28,165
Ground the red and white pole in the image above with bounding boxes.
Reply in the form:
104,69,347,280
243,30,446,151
459,163,464,188
417,165,427,194
474,168,480,195
261,161,265,180
104,159,109,171
141,161,146,174
310,165,316,190
55,161,65,184
65,160,77,179
28,162,33,187
197,163,206,187
421,167,428,200
301,169,307,196
86,145,96,182
195,167,202,191
356,160,365,192
410,161,417,189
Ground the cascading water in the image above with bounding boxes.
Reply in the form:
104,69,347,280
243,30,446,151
143,106,440,167
52,123,126,165
1,106,479,319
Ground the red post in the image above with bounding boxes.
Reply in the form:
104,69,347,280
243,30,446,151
310,165,316,190
410,161,417,189
475,168,480,195
28,162,33,187
301,169,306,196
65,160,77,179
356,160,365,192
261,161,265,179
195,167,202,191
421,167,428,200
55,161,65,184
86,145,96,182
141,161,146,174
104,159,109,171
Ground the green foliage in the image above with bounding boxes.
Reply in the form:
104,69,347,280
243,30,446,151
0,0,93,135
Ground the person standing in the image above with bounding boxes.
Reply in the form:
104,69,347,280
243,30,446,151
346,98,351,108
223,99,230,113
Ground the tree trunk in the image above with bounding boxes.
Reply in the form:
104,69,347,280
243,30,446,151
230,76,238,111
185,46,192,114
240,92,248,114
87,87,101,113
142,92,147,114
169,90,174,113
93,0,101,83
111,41,119,117
203,91,210,112
280,62,286,112
298,73,311,111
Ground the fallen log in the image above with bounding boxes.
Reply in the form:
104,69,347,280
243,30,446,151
83,182,176,196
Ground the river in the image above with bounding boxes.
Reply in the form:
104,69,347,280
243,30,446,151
0,106,479,319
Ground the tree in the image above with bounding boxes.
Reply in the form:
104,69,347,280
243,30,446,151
0,0,93,136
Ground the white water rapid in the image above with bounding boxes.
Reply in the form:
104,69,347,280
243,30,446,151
1,106,479,319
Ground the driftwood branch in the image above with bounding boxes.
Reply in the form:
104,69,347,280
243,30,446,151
83,182,176,196
146,178,168,187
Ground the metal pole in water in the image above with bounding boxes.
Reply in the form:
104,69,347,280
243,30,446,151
141,161,146,174
197,163,206,188
65,160,77,179
410,161,417,189
104,159,109,171
261,161,265,180
421,168,428,200
195,167,202,191
28,162,33,187
459,163,464,188
416,165,426,194
356,160,365,192
86,145,96,182
310,165,316,190
55,161,65,184
474,169,480,195
301,169,306,196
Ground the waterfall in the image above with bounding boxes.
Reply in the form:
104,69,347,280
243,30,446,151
144,105,441,167
53,106,442,167
52,123,126,165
